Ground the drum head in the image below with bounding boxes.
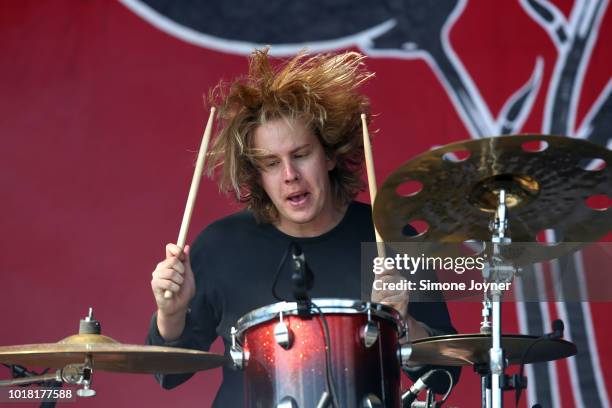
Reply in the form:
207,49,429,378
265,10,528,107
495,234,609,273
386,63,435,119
234,298,403,338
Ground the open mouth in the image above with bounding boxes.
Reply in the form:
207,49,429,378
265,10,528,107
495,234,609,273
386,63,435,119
287,192,310,205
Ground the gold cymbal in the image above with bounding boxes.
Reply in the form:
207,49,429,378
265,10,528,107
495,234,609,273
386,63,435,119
408,333,576,366
0,333,226,374
373,135,611,262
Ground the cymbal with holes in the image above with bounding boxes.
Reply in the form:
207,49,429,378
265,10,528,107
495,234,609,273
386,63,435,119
0,333,226,374
373,135,612,263
408,333,577,366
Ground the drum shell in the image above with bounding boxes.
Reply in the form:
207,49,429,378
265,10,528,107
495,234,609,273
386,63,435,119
241,312,401,407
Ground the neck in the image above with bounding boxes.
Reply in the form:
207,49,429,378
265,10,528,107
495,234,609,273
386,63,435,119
276,202,349,238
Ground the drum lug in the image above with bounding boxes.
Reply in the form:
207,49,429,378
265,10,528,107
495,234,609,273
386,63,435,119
361,393,383,407
277,396,298,408
361,321,379,348
398,343,413,367
230,327,248,370
230,346,248,370
274,312,294,349
361,304,379,348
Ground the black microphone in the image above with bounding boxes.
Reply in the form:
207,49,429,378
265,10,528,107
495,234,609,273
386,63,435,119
402,370,436,407
290,242,314,302
546,319,564,339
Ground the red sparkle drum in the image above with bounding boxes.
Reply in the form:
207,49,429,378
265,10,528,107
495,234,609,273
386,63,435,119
231,299,407,407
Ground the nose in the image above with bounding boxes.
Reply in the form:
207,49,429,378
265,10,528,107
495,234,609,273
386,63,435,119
283,161,299,183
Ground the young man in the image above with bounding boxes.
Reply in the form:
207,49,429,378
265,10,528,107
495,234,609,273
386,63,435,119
148,49,459,406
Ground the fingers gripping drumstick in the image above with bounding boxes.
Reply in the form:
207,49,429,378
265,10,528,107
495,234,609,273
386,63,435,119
164,107,216,299
360,114,386,259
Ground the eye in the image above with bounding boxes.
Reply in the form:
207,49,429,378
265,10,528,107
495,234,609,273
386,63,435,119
294,151,310,159
265,160,279,168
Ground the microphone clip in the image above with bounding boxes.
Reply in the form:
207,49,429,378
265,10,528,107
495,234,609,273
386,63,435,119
290,242,314,315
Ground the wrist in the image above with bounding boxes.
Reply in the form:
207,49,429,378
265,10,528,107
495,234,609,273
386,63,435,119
157,309,188,341
157,306,188,321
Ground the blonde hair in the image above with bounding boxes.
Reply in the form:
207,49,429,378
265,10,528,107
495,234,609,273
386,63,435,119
208,48,373,222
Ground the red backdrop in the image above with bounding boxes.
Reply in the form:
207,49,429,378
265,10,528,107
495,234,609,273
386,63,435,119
2,1,611,407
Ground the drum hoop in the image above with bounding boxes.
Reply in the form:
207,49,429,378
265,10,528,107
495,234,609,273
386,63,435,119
234,298,403,338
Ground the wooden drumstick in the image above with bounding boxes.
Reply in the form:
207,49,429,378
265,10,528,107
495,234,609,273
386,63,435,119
361,113,386,259
164,107,216,299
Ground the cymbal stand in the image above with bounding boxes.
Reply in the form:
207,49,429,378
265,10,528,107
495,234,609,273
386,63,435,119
475,363,527,408
481,190,518,408
0,309,99,397
0,359,95,397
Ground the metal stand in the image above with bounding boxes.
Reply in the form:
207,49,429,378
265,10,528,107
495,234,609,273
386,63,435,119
481,191,518,408
475,363,526,408
0,309,99,397
475,365,491,408
489,291,503,408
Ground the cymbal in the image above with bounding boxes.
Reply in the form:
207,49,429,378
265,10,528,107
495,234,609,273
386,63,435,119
408,333,576,366
373,135,611,263
0,333,226,374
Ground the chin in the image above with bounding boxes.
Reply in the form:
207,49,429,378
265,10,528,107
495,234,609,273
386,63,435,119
287,214,316,225
282,210,317,226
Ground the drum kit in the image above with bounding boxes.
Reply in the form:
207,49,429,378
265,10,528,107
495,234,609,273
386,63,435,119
1,135,610,407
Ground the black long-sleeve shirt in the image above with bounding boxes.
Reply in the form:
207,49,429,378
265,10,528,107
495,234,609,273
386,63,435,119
147,201,460,406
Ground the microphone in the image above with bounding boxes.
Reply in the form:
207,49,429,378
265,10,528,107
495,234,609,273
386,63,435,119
545,319,564,339
402,370,435,407
290,242,314,302
515,319,565,405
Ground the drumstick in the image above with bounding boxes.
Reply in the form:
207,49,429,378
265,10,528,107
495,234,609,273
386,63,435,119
164,107,216,299
361,113,386,259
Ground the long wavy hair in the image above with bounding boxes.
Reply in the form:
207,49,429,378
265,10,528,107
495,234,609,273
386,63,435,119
208,48,373,223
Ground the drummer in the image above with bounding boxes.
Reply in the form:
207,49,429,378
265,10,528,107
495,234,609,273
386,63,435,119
148,49,460,406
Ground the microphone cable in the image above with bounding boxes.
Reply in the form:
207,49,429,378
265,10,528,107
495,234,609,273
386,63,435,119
270,242,340,407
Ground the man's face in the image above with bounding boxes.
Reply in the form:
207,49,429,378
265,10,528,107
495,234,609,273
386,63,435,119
252,117,337,236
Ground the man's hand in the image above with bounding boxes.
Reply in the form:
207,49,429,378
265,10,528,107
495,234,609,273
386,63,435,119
371,267,410,318
371,267,429,340
151,243,196,340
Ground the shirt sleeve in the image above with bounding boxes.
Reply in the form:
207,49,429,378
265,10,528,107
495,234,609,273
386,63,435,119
145,228,222,389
